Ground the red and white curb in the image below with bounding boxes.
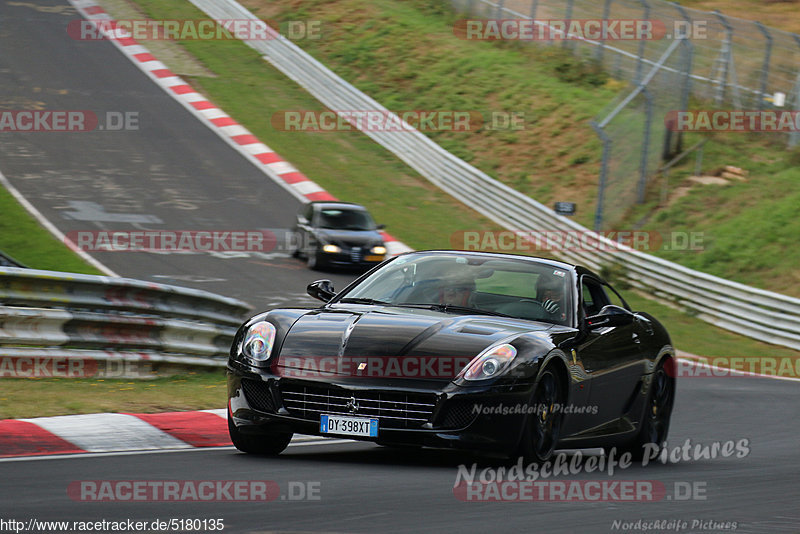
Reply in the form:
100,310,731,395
67,0,411,257
0,409,330,458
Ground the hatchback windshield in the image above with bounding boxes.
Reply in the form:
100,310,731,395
337,252,573,326
316,209,376,231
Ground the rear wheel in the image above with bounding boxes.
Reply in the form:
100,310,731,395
228,413,292,455
516,366,564,463
617,360,675,461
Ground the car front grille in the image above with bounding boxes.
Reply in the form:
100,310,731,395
279,383,437,429
349,246,362,263
437,399,479,430
242,379,276,413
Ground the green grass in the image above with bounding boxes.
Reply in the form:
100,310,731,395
0,371,226,419
0,185,102,274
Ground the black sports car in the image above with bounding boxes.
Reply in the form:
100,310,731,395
291,201,387,270
227,251,675,461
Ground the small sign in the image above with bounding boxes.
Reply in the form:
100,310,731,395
554,202,576,216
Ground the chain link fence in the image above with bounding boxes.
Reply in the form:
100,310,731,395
450,0,800,229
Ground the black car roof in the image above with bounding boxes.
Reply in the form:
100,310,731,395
309,201,368,211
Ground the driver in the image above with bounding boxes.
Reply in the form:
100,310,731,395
536,274,565,317
439,277,476,307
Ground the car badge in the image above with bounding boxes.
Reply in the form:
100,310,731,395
358,362,367,371
346,396,360,414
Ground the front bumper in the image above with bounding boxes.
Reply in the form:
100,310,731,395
227,365,535,455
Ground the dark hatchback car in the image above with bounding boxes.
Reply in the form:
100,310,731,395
291,201,387,270
227,251,675,462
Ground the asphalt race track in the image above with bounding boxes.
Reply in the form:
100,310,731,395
2,376,800,533
1,1,799,533
0,0,358,309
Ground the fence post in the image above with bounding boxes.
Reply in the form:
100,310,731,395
596,0,614,63
635,0,650,83
712,11,732,106
754,21,772,111
495,0,506,20
563,0,575,50
638,88,654,203
791,71,800,147
592,122,612,231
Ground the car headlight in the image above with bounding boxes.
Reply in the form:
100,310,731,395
370,245,387,255
242,321,277,361
459,343,517,381
322,244,341,253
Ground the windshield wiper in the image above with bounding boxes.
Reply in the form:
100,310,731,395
398,303,513,318
338,297,392,305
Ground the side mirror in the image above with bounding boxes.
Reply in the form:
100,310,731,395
307,280,336,302
376,224,386,230
297,215,309,226
585,305,633,330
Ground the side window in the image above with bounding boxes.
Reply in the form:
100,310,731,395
604,284,629,310
581,278,610,317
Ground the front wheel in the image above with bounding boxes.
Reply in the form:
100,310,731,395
228,413,292,455
516,366,564,463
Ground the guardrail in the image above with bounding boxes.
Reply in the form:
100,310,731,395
0,267,252,378
189,0,800,352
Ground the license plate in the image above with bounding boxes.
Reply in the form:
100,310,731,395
365,255,384,262
320,414,378,437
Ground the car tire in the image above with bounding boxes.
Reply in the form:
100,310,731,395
515,365,565,463
307,249,321,270
228,413,293,455
614,359,675,462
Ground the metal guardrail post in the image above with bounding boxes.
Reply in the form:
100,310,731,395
592,121,611,231
754,21,773,111
530,0,538,21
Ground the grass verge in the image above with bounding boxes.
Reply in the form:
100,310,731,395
0,371,226,419
0,185,102,274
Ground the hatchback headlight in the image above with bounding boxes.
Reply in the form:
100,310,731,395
322,244,341,253
459,343,517,381
242,321,277,361
370,245,387,255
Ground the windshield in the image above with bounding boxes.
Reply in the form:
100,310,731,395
337,252,574,326
316,208,376,231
